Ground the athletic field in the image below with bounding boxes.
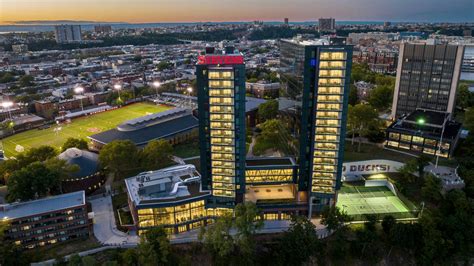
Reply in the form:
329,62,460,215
337,185,416,220
2,103,171,157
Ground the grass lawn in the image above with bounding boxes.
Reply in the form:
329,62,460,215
344,141,414,163
28,236,101,262
2,103,171,157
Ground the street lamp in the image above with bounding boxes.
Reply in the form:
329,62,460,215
74,86,84,111
435,114,449,168
153,81,161,98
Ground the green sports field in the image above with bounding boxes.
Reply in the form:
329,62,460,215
337,185,417,220
2,103,171,157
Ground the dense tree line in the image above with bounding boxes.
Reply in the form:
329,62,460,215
248,26,318,41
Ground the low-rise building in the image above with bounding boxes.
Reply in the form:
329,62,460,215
385,109,462,158
88,108,199,150
246,82,280,99
0,191,90,249
125,164,212,234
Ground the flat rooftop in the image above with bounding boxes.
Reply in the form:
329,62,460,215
245,184,296,203
0,191,86,220
282,38,330,46
125,164,210,207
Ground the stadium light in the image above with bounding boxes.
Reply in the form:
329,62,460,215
74,86,85,111
113,84,122,90
1,101,13,109
74,86,84,94
187,87,193,93
153,81,161,98
1,101,14,132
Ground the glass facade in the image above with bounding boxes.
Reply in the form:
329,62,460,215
245,169,293,184
137,200,207,229
311,51,348,194
208,69,237,198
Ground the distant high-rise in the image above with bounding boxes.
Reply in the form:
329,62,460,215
391,43,465,118
94,25,112,33
318,18,336,33
284,18,289,26
54,25,82,44
196,46,246,208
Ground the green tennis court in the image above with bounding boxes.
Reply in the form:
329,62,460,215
2,103,171,157
337,185,416,220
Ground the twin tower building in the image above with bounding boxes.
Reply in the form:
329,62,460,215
197,39,352,217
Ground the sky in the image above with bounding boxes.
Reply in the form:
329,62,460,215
0,0,473,24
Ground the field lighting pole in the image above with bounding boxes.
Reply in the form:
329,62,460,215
114,84,122,104
153,81,161,98
187,87,193,107
74,86,84,111
435,114,449,169
2,101,14,133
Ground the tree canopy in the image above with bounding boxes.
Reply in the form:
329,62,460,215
257,99,279,122
62,138,89,152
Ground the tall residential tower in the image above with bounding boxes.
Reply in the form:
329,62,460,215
196,47,247,208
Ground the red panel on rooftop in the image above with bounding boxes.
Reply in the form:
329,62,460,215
197,55,244,65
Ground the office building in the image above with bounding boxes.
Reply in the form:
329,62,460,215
196,47,247,208
284,18,289,26
391,43,465,118
0,191,90,249
54,25,82,44
318,18,336,33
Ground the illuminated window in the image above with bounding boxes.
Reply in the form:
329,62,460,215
389,132,400,140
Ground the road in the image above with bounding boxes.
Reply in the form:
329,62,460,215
90,196,139,245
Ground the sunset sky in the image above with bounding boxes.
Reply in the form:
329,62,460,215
0,0,473,24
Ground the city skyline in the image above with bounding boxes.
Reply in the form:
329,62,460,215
0,0,473,25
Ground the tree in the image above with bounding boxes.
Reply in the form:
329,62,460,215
368,85,393,111
19,75,34,87
234,202,264,257
253,119,293,155
67,254,82,266
140,139,173,171
18,145,58,166
199,213,234,261
464,107,474,132
363,214,377,232
381,215,396,235
348,84,359,105
142,227,171,264
6,162,60,202
456,84,474,110
44,158,80,193
62,138,89,152
0,72,14,83
278,216,321,265
80,256,97,266
321,205,350,231
99,140,139,178
156,61,173,71
347,104,379,151
257,99,279,122
121,249,138,266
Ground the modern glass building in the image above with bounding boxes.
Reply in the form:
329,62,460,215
196,47,247,208
296,38,353,213
391,43,465,118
